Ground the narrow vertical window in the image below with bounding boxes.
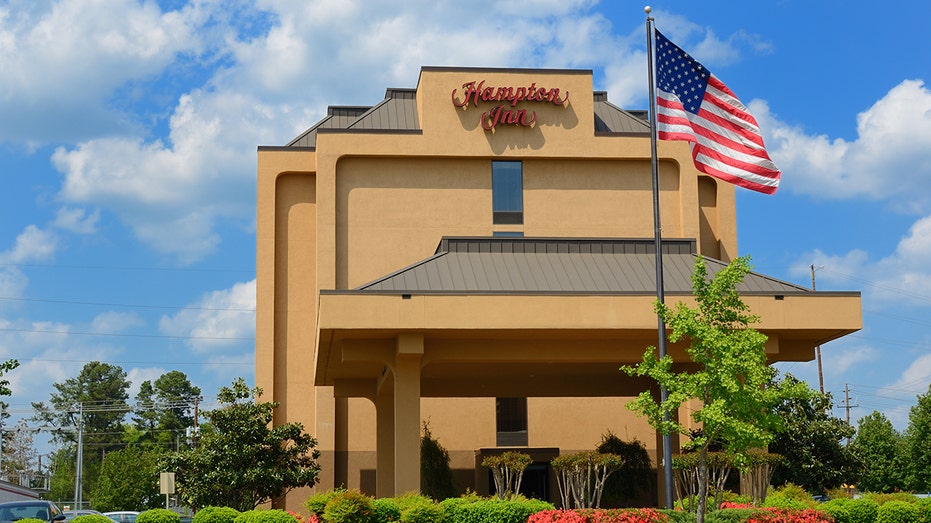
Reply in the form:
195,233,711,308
496,397,528,446
492,161,523,224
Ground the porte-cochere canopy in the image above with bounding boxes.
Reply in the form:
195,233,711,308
317,236,861,396
314,236,861,496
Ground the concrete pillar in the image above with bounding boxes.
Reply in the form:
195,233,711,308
375,373,395,498
394,333,423,495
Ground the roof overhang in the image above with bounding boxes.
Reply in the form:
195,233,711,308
315,291,862,398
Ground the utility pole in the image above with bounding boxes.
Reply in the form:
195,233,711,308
811,264,825,394
193,397,199,447
843,384,859,445
73,404,84,510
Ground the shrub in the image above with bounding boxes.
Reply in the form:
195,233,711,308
762,484,817,510
393,494,443,523
421,422,456,501
825,488,853,500
72,516,113,523
483,452,533,500
551,451,625,508
305,489,347,519
323,490,375,523
194,507,241,523
845,498,879,523
138,509,181,523
372,498,401,523
597,432,655,507
233,510,296,523
915,497,931,523
864,492,918,505
819,499,852,523
18,519,46,523
876,501,919,523
659,511,694,523
444,498,554,523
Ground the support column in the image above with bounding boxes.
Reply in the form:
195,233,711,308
394,333,423,495
375,373,395,498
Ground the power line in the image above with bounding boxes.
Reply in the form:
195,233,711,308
0,262,252,274
24,357,252,367
0,296,255,312
0,326,254,341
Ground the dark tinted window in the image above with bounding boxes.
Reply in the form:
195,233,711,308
492,161,523,224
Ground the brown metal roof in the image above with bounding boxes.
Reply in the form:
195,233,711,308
287,85,650,147
593,92,650,134
287,106,371,147
346,89,419,130
354,237,810,295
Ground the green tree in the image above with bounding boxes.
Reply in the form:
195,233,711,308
44,447,77,503
905,384,931,491
623,256,810,523
133,371,202,447
0,359,19,396
421,422,455,500
851,411,907,493
769,374,857,494
596,432,654,507
91,445,164,511
160,378,320,511
1,419,39,486
33,361,130,452
30,361,130,503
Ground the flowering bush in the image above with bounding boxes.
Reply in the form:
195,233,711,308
745,508,834,523
720,502,753,509
527,508,668,523
285,511,308,523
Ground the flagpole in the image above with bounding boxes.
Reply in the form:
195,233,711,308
645,5,675,509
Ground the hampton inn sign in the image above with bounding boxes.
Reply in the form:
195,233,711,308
451,80,569,130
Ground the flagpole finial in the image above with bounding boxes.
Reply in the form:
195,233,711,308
644,5,652,14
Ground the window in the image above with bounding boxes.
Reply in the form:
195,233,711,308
492,161,523,224
496,397,528,446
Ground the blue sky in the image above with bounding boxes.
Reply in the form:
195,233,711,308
2,0,930,453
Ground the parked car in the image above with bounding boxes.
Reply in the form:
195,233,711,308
102,512,139,523
0,500,66,523
63,510,103,521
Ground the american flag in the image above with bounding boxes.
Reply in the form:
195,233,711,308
654,29,781,195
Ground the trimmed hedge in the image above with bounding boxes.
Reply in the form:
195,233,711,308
323,490,375,523
442,498,553,523
138,510,181,523
72,516,114,523
193,507,241,523
232,510,296,523
875,500,919,523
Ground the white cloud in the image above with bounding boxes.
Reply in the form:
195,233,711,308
46,0,631,262
126,366,166,400
760,80,931,210
90,311,145,334
796,216,931,306
827,344,878,375
0,225,57,264
0,0,198,143
0,268,28,304
53,207,99,235
0,319,116,407
159,279,255,352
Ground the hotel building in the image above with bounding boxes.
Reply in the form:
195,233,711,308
255,67,861,508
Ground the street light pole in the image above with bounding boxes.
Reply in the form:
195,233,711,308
810,264,825,394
